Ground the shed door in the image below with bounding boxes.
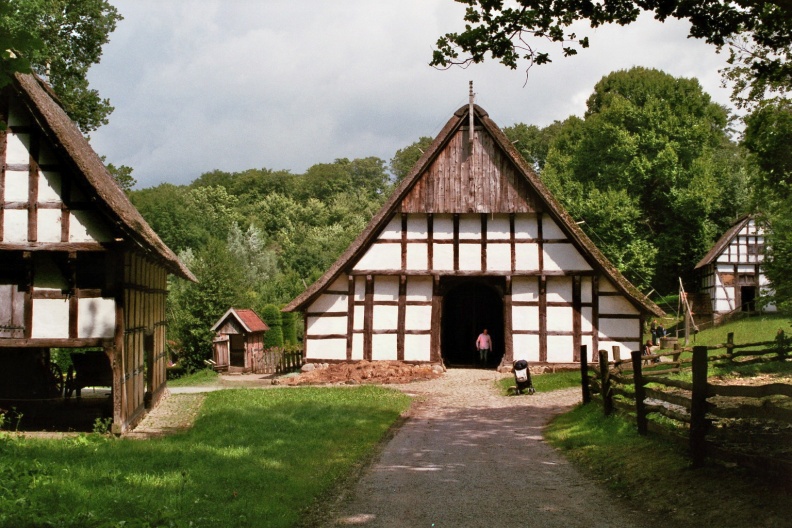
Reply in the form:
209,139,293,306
230,334,245,367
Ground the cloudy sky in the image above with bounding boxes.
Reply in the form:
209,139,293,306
86,1,736,189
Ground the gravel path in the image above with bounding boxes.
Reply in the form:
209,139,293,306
324,369,656,528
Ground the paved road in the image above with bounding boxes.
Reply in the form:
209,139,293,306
324,369,656,528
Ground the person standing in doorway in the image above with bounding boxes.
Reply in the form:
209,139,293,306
476,329,492,365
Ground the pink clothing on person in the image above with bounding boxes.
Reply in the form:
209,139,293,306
476,333,492,349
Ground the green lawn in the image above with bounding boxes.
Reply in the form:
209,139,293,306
0,387,410,528
166,368,220,387
497,369,581,395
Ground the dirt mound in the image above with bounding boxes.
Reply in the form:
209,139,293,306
279,361,444,386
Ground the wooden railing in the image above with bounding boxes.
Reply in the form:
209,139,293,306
252,347,303,375
581,332,792,477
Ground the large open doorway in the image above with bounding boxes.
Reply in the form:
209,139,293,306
441,279,504,368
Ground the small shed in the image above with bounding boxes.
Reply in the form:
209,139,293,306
211,308,269,372
694,215,776,325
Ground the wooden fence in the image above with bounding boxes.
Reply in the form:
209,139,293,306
581,332,792,477
252,347,303,375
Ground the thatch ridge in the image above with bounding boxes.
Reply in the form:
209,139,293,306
694,214,753,270
12,73,196,282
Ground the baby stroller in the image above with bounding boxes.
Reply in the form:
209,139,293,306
512,359,535,395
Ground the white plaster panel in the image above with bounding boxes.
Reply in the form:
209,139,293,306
37,171,62,203
5,170,29,202
581,307,593,332
514,214,539,238
405,305,432,330
372,334,398,360
406,243,428,270
433,214,454,239
353,305,365,330
374,276,399,301
599,296,639,315
378,215,401,240
514,243,539,271
69,210,113,242
598,318,640,340
37,209,62,243
599,341,641,357
512,277,539,302
432,243,454,270
546,277,573,303
352,333,364,360
354,243,401,270
77,297,116,338
309,293,348,313
581,335,594,362
7,100,30,126
352,334,364,361
547,306,574,332
306,315,347,335
328,276,347,292
5,133,30,164
544,244,592,271
458,215,481,239
599,278,617,293
512,305,539,331
486,243,511,271
3,210,27,242
716,264,733,274
34,255,67,291
407,214,427,239
513,334,540,362
305,338,347,360
581,277,593,303
716,254,730,263
355,276,366,301
404,334,431,361
373,305,398,330
542,217,566,239
32,298,69,338
737,265,755,273
547,335,574,362
487,215,510,240
406,277,432,301
458,244,482,271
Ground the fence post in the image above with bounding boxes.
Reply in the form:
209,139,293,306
598,349,612,416
580,345,591,404
690,345,709,468
612,345,621,363
672,342,681,363
726,332,734,359
631,350,647,435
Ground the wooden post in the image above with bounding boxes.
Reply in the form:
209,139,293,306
580,345,590,404
672,342,681,363
690,345,709,468
631,350,647,435
726,332,734,360
598,349,612,416
612,345,621,363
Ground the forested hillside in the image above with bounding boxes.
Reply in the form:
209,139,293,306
132,67,757,369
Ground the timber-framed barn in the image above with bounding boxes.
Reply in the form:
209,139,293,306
693,214,776,325
284,101,663,368
0,73,195,433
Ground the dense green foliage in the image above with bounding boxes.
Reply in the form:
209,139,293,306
534,67,749,291
0,0,122,132
261,304,284,349
0,387,411,528
281,311,298,345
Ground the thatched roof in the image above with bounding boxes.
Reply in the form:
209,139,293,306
11,73,196,282
284,103,662,317
694,214,753,270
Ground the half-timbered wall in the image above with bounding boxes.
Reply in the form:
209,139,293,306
304,211,642,364
699,218,776,316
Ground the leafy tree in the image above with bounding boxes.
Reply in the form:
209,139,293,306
261,304,284,349
502,122,563,172
0,0,122,132
0,0,41,94
742,100,792,310
281,311,298,345
541,67,748,292
390,136,433,182
431,0,792,108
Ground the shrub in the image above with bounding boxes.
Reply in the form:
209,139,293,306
281,310,298,345
262,304,284,348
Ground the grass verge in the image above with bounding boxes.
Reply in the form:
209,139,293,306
497,369,581,395
0,386,410,528
545,403,792,528
166,368,221,387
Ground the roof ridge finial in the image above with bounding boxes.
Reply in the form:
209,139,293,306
469,80,475,150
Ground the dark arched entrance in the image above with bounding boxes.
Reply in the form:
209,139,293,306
441,280,504,368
